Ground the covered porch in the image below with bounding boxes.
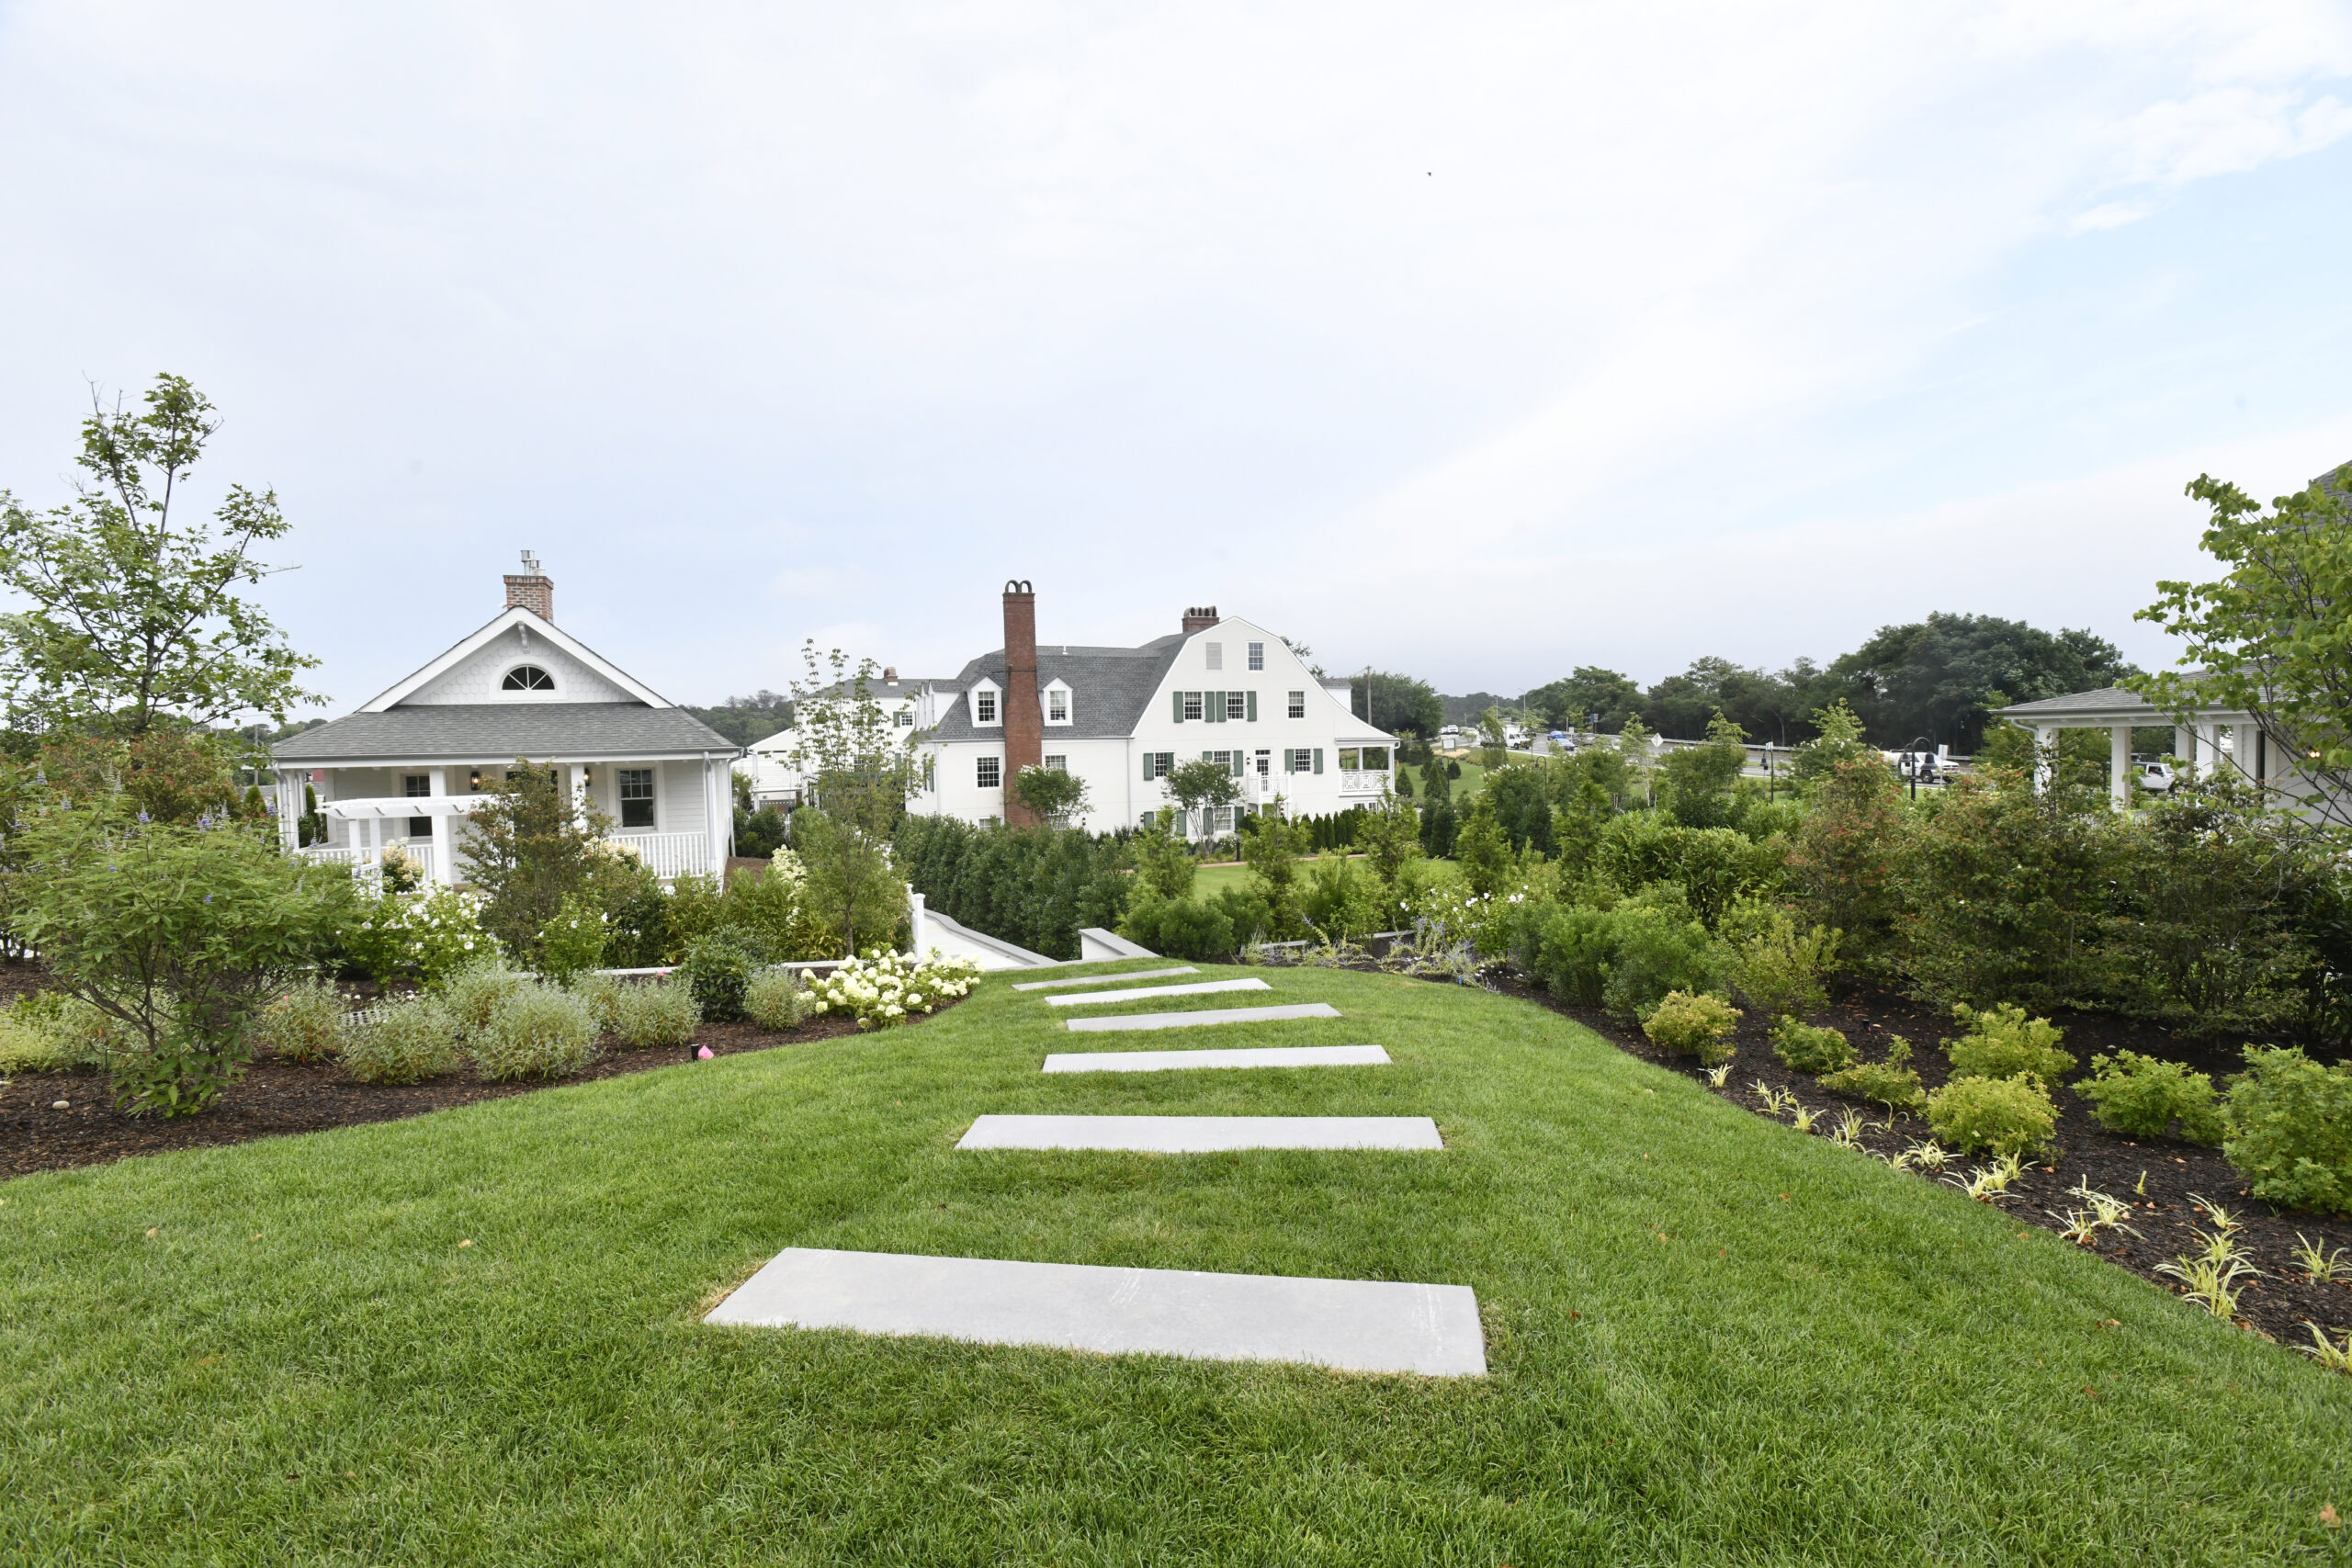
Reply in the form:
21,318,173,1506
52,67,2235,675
1994,684,2314,809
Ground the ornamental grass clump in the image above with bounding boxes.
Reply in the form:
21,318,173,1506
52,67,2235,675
805,951,980,1030
470,983,599,1080
340,996,463,1084
1770,1017,1855,1075
744,967,806,1032
1639,990,1740,1066
1927,1073,2058,1156
255,976,349,1064
2075,1050,2223,1145
1944,1003,2075,1087
607,979,700,1049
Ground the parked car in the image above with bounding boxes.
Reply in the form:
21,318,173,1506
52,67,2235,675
2132,757,2177,795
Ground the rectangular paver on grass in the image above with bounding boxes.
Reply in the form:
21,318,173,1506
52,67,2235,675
706,1247,1487,1377
1043,978,1271,1008
956,1114,1442,1152
1010,966,1199,991
1063,1002,1340,1032
1041,1043,1394,1074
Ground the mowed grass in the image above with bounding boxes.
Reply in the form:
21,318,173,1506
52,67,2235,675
4,964,2348,1564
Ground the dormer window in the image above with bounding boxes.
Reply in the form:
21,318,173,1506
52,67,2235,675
970,682,1001,725
1045,681,1072,725
503,665,555,692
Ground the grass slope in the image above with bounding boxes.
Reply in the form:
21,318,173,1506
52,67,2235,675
4,965,2347,1564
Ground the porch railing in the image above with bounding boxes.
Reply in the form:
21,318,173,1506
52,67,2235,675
615,830,710,880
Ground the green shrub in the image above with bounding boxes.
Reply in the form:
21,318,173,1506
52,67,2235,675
0,1012,72,1073
744,967,806,1032
1601,892,1724,1022
679,934,760,1022
470,984,599,1080
608,979,701,1048
537,894,608,983
569,972,624,1033
256,976,349,1064
1819,1057,1927,1116
443,961,529,1035
2222,1046,2352,1215
1770,1016,1856,1074
1927,1073,2058,1156
1724,903,1838,1018
1944,1003,2075,1087
2075,1051,2223,1144
1118,894,1237,962
341,996,463,1084
1641,990,1740,1064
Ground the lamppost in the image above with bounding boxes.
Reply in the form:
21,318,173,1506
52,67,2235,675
1902,735,1934,800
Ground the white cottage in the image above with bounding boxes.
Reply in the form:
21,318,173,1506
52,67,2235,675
272,558,740,884
906,585,1399,838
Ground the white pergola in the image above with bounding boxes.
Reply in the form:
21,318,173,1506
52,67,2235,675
1993,683,2304,808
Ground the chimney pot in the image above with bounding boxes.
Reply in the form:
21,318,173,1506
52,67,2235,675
1182,605,1220,635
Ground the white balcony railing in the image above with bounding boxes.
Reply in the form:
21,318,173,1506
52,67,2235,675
615,830,710,880
1338,769,1388,795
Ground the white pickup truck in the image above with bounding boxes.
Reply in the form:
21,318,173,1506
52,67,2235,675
2132,758,2177,795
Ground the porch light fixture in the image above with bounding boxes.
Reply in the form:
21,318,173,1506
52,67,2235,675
469,768,482,791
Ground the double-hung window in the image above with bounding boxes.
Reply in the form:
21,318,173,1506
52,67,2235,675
1047,688,1069,723
1284,748,1322,774
402,774,433,839
1142,751,1174,780
1247,641,1264,671
1286,690,1306,719
977,756,1002,790
1043,752,1068,772
974,689,998,724
1225,692,1248,721
1181,692,1204,722
617,768,656,829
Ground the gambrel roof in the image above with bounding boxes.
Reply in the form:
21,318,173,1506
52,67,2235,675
928,636,1187,742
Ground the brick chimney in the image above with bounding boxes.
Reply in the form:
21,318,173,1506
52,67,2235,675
1001,580,1043,826
1182,604,1219,635
504,550,553,621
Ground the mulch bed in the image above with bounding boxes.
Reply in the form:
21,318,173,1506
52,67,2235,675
0,960,943,1179
1483,969,2352,1350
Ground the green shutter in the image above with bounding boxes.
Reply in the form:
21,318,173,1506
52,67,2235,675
1314,749,1324,774
1172,691,1184,723
1212,690,1227,723
1246,690,1258,722
1144,752,1154,781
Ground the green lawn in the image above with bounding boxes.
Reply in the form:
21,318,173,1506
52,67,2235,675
5,964,2348,1563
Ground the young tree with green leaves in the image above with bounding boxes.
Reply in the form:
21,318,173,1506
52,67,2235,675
2138,465,2352,828
0,375,321,738
1010,765,1090,828
1476,706,1509,771
1162,757,1240,826
459,762,622,963
784,641,924,953
1453,793,1514,897
1354,787,1423,885
1241,799,1312,938
8,797,337,1115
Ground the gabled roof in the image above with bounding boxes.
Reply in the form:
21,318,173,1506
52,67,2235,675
1996,673,2249,725
927,636,1188,742
358,607,673,712
272,704,733,763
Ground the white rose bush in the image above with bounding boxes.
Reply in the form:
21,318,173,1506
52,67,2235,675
805,949,982,1029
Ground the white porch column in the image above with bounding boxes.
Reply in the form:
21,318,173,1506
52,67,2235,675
2109,726,2132,809
2175,726,2195,779
427,768,450,885
2032,726,2053,795
2196,722,2223,782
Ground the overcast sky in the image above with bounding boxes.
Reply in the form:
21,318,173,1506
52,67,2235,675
2,2,2348,715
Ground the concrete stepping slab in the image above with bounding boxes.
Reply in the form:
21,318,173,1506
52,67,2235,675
1064,1002,1340,1032
956,1114,1442,1152
1043,1044,1393,1074
705,1247,1487,1377
1044,978,1271,1008
1012,966,1199,991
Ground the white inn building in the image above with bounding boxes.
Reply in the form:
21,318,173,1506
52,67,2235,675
909,585,1398,838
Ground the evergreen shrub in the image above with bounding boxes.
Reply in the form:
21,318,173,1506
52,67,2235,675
1724,902,1838,1019
2075,1051,2223,1144
679,934,761,1022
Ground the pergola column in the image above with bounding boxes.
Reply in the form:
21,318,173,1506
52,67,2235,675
2109,726,2132,809
2032,726,2053,795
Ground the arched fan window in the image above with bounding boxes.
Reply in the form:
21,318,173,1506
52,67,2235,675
503,665,556,692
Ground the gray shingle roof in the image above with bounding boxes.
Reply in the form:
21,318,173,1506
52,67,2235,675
272,703,736,762
927,636,1186,741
